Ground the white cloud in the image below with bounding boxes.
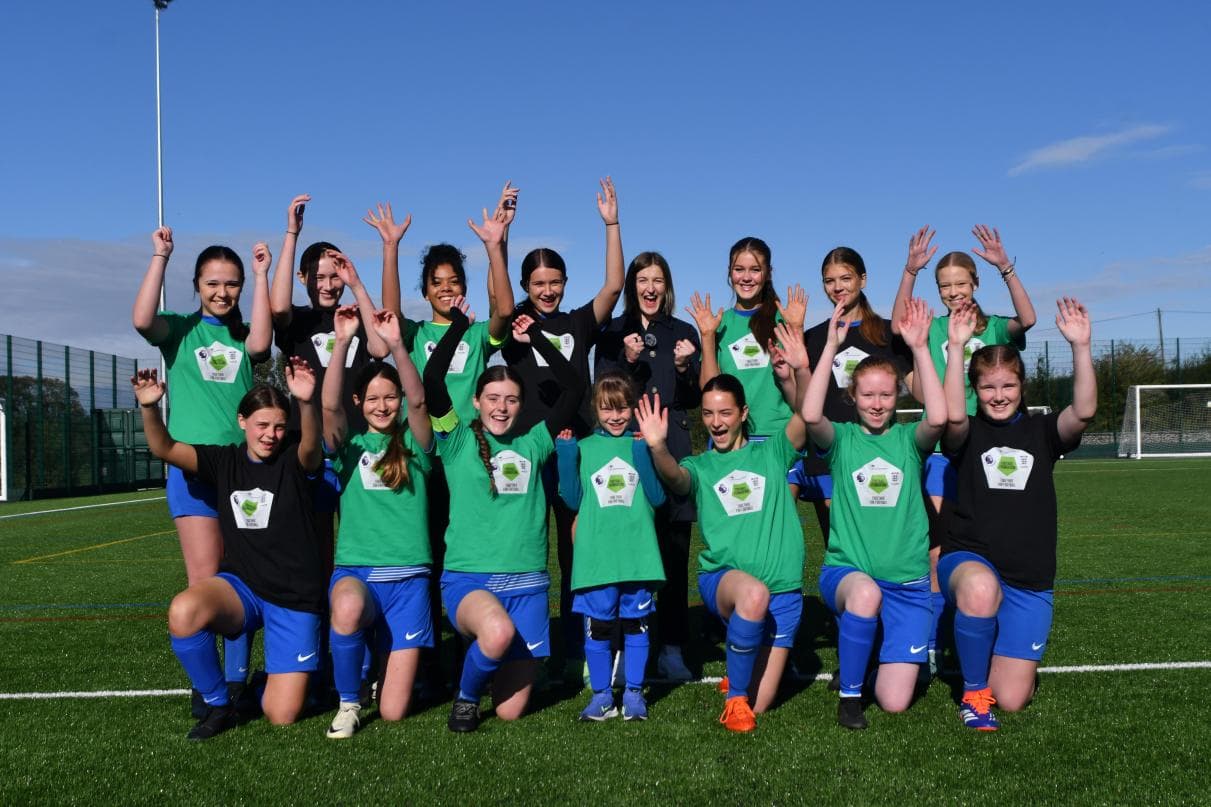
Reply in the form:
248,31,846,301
1009,124,1172,176
1028,246,1211,305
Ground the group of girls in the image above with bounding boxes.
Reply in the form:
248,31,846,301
133,177,1095,740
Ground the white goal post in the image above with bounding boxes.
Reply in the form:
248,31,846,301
1118,384,1211,459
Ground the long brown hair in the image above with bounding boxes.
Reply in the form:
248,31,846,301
935,252,989,335
353,362,414,491
821,247,887,347
472,366,526,496
728,237,780,351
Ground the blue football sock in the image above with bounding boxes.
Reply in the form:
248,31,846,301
838,612,879,699
623,628,650,690
724,613,765,699
928,591,945,652
224,631,251,684
584,622,614,693
953,610,997,691
361,643,373,681
330,628,366,705
457,640,502,703
170,630,227,706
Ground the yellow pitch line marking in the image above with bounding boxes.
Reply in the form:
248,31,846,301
11,530,176,565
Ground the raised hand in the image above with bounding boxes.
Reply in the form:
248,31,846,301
898,297,934,349
151,226,174,258
326,250,362,288
251,242,272,276
972,224,1010,270
362,202,412,245
448,294,475,324
556,427,575,442
634,392,668,448
597,176,619,225
769,343,791,382
130,368,165,406
772,320,808,370
825,302,852,351
369,308,402,347
468,207,506,245
686,291,723,336
284,356,316,402
333,304,360,343
1055,297,1091,346
623,332,644,363
673,338,696,371
947,301,978,346
493,180,520,227
511,312,536,343
287,193,310,234
776,284,807,328
906,225,938,274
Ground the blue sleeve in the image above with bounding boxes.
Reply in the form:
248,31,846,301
555,438,582,510
631,439,667,508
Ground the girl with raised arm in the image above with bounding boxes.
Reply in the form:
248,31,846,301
635,320,811,733
132,358,326,740
890,225,1038,671
424,300,586,732
321,305,434,739
803,298,947,730
132,227,272,711
937,299,1095,730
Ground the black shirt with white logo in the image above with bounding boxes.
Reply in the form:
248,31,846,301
193,443,327,613
503,301,599,437
942,411,1079,591
274,305,370,434
801,318,911,476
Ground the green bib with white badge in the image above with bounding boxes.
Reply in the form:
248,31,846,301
406,319,498,427
715,308,793,436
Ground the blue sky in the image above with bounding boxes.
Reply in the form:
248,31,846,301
2,1,1209,364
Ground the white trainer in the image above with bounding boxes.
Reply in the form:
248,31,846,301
326,701,361,739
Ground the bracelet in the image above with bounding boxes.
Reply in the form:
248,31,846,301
287,230,299,236
905,265,921,276
140,402,159,409
153,253,169,259
605,221,619,227
999,263,1016,281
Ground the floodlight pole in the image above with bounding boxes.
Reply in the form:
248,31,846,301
154,3,168,415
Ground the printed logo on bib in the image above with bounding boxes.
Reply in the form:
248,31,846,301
727,332,769,370
941,336,987,372
590,457,639,508
981,447,1034,491
194,342,244,383
831,346,870,388
531,331,575,368
424,340,470,374
491,449,532,495
229,488,274,529
357,449,390,491
851,458,904,507
310,332,359,369
712,470,766,517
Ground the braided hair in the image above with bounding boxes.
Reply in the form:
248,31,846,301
472,366,526,496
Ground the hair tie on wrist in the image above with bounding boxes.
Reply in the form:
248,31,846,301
287,230,299,236
153,253,169,258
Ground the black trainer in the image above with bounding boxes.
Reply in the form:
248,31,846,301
448,699,480,733
827,671,841,692
190,688,207,720
837,697,868,730
187,704,237,741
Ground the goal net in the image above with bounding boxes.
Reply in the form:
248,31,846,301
1118,384,1211,458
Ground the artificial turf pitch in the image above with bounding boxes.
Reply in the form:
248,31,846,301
1,458,1209,805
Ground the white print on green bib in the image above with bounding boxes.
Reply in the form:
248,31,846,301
229,487,274,529
357,449,390,491
980,446,1034,491
194,342,243,384
851,458,904,508
310,332,359,369
590,457,639,508
491,449,532,495
831,346,870,388
424,340,470,374
941,336,987,373
531,331,575,368
712,470,766,517
727,332,769,371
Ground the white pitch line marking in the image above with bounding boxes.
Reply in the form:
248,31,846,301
0,496,166,521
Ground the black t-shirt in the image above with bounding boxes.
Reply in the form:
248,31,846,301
502,301,599,437
801,318,912,475
942,411,1079,591
193,443,328,613
274,305,371,434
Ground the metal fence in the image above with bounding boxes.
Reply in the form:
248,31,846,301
1,334,162,501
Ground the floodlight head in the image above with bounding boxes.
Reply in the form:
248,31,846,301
153,0,172,9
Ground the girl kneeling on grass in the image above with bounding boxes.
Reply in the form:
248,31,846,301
321,305,434,739
133,358,326,740
424,300,585,732
556,373,667,722
635,321,811,733
938,299,1095,730
803,298,946,730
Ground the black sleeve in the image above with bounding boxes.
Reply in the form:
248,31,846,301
191,443,225,488
422,308,471,420
529,320,586,436
1045,410,1081,458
